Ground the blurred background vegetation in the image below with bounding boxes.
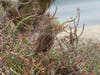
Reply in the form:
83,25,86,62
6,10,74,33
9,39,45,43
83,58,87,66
0,0,100,75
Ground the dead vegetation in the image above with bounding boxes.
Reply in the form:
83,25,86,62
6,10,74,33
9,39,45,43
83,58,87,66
0,0,100,75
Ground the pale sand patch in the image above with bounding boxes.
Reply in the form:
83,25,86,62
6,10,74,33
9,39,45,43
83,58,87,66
57,25,100,41
77,25,100,40
54,25,100,50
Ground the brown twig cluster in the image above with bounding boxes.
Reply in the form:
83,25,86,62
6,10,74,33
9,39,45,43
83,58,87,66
0,0,100,75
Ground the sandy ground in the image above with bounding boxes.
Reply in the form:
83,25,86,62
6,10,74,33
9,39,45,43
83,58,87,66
57,25,100,41
77,25,100,40
53,25,100,51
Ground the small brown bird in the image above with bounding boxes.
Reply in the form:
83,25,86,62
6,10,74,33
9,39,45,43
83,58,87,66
33,31,54,53
32,15,55,54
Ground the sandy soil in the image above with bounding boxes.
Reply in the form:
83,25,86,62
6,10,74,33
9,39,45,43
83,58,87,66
77,25,100,40
57,25,100,41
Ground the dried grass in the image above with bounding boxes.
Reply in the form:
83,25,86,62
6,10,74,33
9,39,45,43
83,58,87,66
0,1,100,75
